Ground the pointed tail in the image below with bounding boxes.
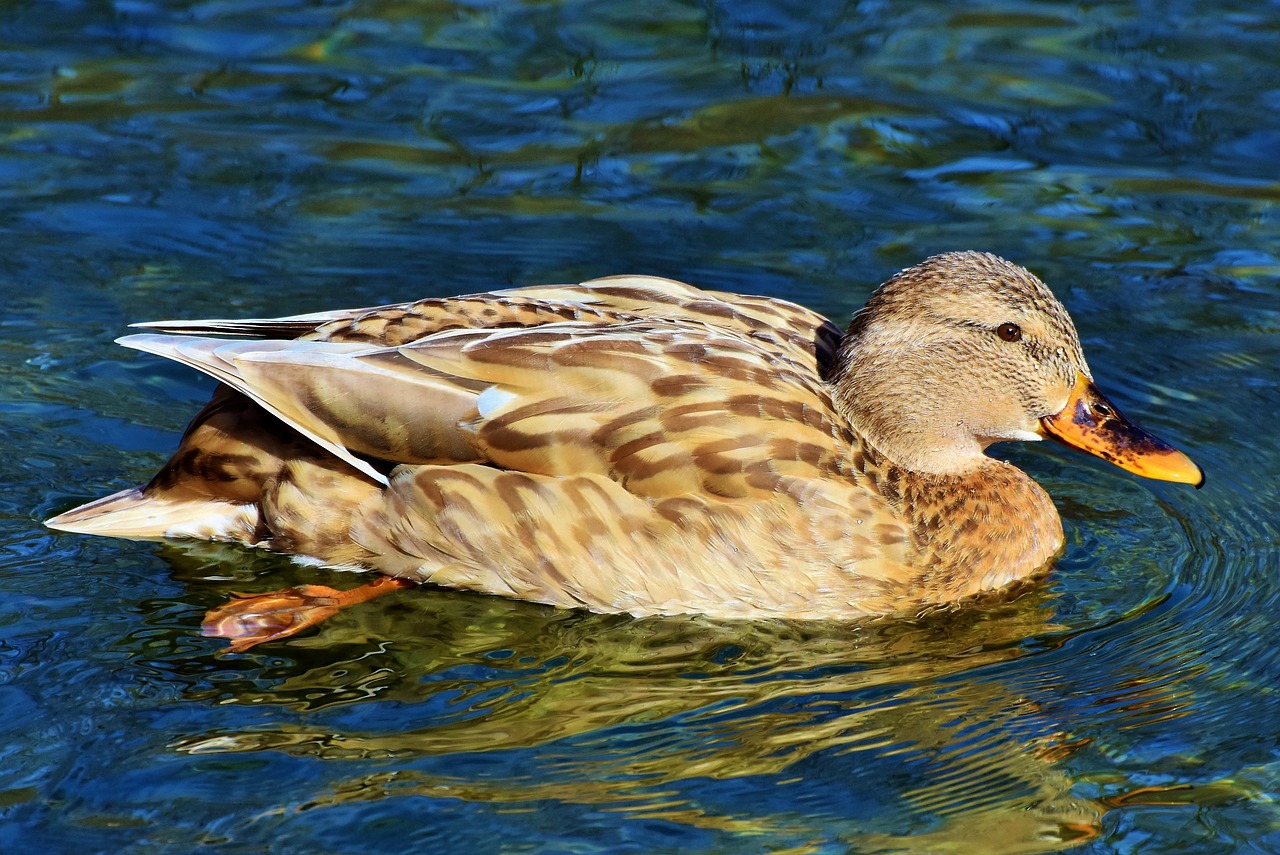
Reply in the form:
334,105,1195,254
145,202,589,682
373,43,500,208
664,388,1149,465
45,486,258,541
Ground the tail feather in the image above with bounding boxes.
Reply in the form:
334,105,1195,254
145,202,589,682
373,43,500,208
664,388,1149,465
45,486,258,541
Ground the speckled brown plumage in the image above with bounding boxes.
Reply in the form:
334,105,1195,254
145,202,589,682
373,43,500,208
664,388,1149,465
47,254,1201,631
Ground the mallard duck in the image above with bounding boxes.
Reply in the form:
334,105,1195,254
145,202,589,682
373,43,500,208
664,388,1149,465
46,252,1202,650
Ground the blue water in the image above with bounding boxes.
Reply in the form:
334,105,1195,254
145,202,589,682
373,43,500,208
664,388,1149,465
5,1,1280,852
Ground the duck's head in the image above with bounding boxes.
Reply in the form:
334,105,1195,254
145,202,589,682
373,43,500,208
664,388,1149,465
833,251,1202,487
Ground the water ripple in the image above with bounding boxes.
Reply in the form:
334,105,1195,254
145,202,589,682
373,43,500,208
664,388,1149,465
3,0,1279,851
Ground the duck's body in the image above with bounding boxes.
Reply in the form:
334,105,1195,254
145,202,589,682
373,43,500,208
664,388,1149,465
47,253,1201,647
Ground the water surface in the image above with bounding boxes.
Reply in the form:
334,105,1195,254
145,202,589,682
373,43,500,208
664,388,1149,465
5,1,1280,852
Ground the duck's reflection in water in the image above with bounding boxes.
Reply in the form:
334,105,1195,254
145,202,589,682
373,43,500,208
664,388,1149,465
153,550,1107,853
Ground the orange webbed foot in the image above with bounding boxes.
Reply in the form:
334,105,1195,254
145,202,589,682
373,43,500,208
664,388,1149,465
202,584,344,652
201,576,414,652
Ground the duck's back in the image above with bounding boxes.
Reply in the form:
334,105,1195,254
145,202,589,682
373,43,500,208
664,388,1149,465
139,275,843,374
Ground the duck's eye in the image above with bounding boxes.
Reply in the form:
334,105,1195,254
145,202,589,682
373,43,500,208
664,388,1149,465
996,322,1022,342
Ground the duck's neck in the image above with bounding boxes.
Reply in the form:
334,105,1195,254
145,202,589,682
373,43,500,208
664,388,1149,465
828,332,1066,599
830,342,993,478
864,446,1066,602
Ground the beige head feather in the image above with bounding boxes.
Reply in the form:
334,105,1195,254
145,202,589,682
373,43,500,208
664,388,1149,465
832,251,1091,476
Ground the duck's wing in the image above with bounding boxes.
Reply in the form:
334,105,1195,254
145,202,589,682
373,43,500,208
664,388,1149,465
119,314,854,497
134,275,844,380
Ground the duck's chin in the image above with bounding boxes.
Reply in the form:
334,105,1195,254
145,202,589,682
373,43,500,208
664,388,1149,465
1002,428,1045,443
974,428,1044,450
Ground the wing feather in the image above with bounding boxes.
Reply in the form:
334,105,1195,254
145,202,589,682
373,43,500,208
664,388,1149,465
119,312,849,502
120,334,395,484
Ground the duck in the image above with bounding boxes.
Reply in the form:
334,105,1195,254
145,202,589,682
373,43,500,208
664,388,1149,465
45,251,1203,651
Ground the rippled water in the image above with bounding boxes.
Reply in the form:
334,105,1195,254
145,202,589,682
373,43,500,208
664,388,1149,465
5,1,1280,852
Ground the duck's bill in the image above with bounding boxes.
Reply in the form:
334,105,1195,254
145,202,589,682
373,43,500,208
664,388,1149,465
1039,373,1204,488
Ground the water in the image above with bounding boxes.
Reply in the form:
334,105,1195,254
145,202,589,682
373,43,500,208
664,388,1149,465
4,1,1280,851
